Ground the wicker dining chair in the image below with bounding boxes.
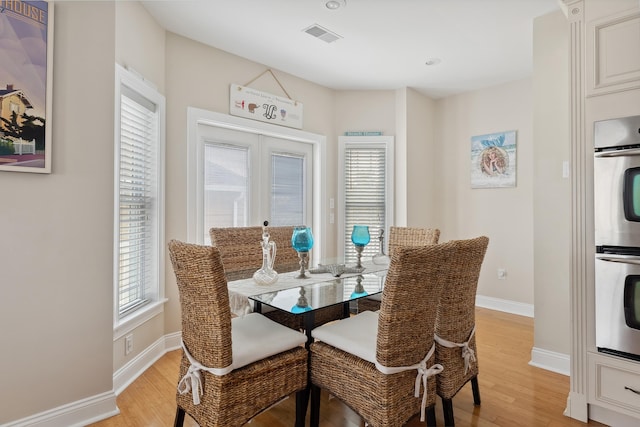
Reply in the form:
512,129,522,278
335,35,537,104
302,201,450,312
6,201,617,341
358,226,440,313
309,242,460,427
434,236,489,426
209,226,344,330
168,240,308,427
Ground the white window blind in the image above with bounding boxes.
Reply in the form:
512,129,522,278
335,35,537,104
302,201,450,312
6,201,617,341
271,152,305,226
340,136,394,264
115,65,165,325
344,146,386,263
203,143,250,233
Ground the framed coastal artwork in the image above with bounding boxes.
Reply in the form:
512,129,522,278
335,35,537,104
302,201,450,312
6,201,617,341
0,0,54,173
470,130,517,188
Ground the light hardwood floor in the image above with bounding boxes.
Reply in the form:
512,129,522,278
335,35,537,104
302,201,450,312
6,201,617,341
90,308,606,427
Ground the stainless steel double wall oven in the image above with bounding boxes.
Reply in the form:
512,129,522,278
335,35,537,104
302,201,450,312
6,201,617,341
594,114,640,361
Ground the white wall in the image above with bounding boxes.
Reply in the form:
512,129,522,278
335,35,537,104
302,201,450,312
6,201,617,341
405,88,438,228
434,79,535,306
532,10,571,357
0,2,117,423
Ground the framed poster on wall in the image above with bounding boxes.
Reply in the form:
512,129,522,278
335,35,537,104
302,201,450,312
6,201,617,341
0,0,53,173
470,130,517,189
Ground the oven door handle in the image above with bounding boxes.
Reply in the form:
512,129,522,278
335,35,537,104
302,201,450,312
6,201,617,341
595,147,640,158
596,254,640,265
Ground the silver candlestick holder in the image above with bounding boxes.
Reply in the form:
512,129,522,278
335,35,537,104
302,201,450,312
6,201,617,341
354,245,365,270
296,251,310,279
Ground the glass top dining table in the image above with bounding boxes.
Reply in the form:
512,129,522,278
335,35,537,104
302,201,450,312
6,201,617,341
226,259,388,318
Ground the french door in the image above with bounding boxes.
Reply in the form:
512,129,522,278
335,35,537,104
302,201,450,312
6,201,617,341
188,110,318,246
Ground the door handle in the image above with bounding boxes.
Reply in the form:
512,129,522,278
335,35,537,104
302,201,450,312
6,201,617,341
595,148,640,158
596,255,640,265
625,386,640,396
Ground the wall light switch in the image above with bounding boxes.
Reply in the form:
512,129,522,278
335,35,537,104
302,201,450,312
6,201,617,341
562,161,569,179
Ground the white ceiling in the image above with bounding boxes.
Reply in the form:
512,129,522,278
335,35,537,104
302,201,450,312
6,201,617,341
141,0,561,99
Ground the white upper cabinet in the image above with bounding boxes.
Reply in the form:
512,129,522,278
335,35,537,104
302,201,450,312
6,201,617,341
587,7,640,96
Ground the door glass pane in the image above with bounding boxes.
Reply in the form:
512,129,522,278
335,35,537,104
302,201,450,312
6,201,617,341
271,153,304,226
203,143,249,243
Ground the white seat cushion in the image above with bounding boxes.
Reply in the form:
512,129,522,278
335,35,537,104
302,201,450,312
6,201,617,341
311,310,379,364
231,312,307,369
366,293,382,301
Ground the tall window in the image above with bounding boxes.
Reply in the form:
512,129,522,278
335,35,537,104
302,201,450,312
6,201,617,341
188,108,325,256
339,136,394,263
114,64,165,333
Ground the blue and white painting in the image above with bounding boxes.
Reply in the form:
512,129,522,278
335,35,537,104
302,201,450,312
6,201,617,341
471,130,516,188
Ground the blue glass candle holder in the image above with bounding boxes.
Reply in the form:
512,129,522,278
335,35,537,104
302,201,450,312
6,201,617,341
292,226,314,278
351,225,370,269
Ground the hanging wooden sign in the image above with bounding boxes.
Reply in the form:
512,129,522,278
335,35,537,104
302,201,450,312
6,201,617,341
229,83,303,129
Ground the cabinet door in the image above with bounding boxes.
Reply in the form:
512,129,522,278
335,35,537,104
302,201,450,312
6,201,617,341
588,353,640,419
587,9,640,96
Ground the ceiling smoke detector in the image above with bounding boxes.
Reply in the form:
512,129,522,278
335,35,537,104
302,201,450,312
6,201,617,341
325,0,346,10
303,24,343,43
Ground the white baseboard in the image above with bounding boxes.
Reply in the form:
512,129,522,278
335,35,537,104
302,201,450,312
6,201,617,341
113,331,182,394
475,294,534,317
113,332,180,396
565,391,588,422
4,332,183,427
1,391,119,427
476,296,571,377
529,346,570,376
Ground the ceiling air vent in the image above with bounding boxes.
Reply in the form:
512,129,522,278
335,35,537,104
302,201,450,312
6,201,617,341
303,24,342,43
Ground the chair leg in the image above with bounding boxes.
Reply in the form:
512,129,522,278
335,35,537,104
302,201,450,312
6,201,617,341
295,387,310,427
173,407,185,427
471,376,481,405
442,397,455,427
426,405,437,427
310,384,321,427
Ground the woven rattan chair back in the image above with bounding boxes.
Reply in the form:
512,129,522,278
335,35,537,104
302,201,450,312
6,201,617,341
168,240,232,369
388,226,440,258
358,226,441,313
209,226,262,281
210,226,299,281
376,242,455,368
434,236,489,426
266,226,300,273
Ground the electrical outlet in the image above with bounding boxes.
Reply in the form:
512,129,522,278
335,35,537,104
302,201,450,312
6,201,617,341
125,334,133,355
497,268,506,280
